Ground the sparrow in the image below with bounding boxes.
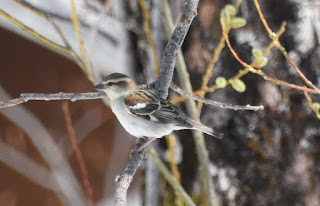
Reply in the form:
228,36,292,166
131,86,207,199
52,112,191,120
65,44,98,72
94,73,222,150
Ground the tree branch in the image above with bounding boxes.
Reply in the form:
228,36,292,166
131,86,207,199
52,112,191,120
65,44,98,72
62,102,94,206
160,0,216,204
0,92,106,108
147,147,196,206
114,0,200,205
114,138,149,206
154,0,200,99
170,83,264,111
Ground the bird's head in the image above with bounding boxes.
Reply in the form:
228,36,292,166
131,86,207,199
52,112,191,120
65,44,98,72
94,73,137,100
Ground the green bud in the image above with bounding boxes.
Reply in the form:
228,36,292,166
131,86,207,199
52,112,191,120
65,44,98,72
220,4,237,30
215,77,227,88
230,78,246,93
252,49,264,58
225,5,236,16
256,57,268,68
312,103,320,111
231,17,247,28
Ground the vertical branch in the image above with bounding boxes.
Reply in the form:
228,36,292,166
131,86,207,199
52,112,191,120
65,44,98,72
147,147,196,206
140,1,185,204
165,134,184,206
160,0,217,205
62,102,94,206
114,138,149,206
115,0,203,205
139,1,162,205
70,0,95,83
155,0,200,99
139,0,160,75
197,36,225,115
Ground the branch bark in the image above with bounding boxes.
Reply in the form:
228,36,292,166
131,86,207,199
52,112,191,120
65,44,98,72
154,0,200,99
114,138,149,206
0,92,106,108
170,83,264,111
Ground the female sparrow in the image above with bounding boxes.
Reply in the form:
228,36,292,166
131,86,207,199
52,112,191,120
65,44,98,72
94,73,222,149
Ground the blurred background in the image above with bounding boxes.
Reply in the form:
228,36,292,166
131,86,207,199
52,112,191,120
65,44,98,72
0,0,319,206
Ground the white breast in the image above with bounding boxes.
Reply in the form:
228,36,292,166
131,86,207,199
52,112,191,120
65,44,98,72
110,97,174,138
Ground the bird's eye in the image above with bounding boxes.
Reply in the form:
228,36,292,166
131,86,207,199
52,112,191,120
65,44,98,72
106,82,115,86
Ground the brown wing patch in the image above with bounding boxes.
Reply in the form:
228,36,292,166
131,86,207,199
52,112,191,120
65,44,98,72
124,91,160,116
124,91,152,106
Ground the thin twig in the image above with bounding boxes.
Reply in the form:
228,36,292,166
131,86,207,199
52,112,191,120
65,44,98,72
197,0,242,115
200,22,286,96
165,134,184,206
62,102,94,206
199,36,225,94
170,22,287,105
304,91,320,119
249,69,319,94
0,9,69,53
11,0,86,70
87,0,113,51
139,0,160,75
45,16,86,69
71,0,95,83
0,92,106,108
253,0,320,94
170,83,264,111
221,19,251,69
147,147,196,206
220,18,319,94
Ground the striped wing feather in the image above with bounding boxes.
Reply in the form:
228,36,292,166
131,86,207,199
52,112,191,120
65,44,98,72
124,90,191,127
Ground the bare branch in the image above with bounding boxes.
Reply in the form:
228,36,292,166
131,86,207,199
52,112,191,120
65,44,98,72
147,147,196,206
70,0,95,83
114,0,200,204
114,138,149,206
154,0,200,99
0,85,263,111
62,102,94,206
0,92,106,108
160,0,216,204
170,83,264,111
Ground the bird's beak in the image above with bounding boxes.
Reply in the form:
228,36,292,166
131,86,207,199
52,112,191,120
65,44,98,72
94,83,104,90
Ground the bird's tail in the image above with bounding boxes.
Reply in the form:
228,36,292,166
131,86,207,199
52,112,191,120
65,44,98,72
188,119,223,139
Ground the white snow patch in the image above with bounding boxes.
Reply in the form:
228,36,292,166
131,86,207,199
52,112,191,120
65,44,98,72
218,169,231,191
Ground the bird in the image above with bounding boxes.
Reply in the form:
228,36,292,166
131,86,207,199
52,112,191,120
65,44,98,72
94,73,222,151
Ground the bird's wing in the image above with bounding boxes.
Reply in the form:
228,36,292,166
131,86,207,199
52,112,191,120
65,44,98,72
124,90,161,115
124,90,191,127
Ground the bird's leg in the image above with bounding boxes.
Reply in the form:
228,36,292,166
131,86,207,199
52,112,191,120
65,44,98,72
133,137,157,153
